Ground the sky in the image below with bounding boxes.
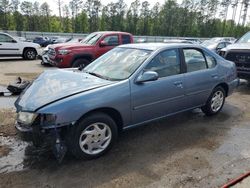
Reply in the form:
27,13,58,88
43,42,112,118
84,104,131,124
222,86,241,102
21,0,248,24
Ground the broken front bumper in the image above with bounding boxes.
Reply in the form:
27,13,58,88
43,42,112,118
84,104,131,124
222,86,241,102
15,121,69,162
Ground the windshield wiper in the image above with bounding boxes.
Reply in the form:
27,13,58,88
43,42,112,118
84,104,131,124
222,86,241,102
84,71,111,80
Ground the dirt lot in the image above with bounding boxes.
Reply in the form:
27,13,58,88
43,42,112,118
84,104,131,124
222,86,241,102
0,58,55,86
1,59,250,188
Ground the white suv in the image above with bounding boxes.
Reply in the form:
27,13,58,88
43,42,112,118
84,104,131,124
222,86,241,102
0,32,42,60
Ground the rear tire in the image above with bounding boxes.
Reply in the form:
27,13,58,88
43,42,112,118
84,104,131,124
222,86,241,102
23,48,37,60
68,113,118,159
72,58,90,68
201,86,226,116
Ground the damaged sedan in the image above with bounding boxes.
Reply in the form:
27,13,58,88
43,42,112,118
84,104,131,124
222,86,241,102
15,43,239,161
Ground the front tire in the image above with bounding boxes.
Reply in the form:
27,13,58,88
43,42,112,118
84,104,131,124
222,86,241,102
68,113,118,159
72,58,90,68
23,48,37,60
201,86,226,116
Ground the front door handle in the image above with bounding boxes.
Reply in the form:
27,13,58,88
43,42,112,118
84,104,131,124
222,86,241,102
174,81,183,88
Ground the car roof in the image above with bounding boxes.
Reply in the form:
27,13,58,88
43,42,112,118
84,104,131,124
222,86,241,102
93,31,132,35
0,32,10,35
119,43,200,51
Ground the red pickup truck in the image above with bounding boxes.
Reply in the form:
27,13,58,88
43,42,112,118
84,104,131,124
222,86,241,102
48,31,133,68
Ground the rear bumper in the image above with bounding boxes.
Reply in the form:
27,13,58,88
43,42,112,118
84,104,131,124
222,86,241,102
228,78,240,96
36,48,43,56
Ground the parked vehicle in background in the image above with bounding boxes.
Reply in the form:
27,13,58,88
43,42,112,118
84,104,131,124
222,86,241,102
16,37,29,42
33,36,51,47
15,43,239,160
209,37,236,43
39,38,82,66
184,38,202,44
136,38,147,43
163,39,194,44
219,32,250,80
202,40,231,53
48,31,133,68
0,32,42,60
50,36,72,44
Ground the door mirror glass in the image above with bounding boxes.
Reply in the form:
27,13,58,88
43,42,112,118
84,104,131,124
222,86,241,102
136,71,159,83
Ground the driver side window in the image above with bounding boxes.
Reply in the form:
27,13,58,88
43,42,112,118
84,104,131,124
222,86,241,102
0,34,13,43
144,49,180,78
103,35,119,46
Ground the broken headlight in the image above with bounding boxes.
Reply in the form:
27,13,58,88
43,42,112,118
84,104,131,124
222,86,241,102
17,112,37,125
40,114,57,126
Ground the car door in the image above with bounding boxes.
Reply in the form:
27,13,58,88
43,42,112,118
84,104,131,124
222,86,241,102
0,33,21,55
130,49,186,125
121,34,132,44
182,48,218,108
95,34,119,58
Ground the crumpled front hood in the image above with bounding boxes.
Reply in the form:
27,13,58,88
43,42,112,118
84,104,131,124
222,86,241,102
223,43,250,51
15,69,113,112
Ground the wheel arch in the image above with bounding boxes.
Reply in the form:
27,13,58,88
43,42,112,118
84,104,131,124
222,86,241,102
76,107,124,133
22,47,37,56
214,82,229,97
71,54,94,66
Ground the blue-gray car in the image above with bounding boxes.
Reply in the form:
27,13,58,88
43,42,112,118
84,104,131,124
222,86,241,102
15,43,239,160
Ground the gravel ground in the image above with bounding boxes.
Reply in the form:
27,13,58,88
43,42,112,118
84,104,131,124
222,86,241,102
1,59,250,188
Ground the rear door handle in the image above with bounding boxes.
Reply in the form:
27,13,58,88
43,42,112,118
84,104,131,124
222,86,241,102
174,81,183,88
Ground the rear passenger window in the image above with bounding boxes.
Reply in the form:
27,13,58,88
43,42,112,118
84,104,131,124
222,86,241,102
204,52,216,68
122,35,131,44
145,49,180,78
183,49,207,72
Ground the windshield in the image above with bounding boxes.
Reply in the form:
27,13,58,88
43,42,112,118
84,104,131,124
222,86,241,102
84,47,152,81
81,33,102,45
202,40,214,47
237,32,250,43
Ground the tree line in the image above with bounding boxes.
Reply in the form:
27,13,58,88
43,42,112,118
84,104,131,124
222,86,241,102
0,0,250,38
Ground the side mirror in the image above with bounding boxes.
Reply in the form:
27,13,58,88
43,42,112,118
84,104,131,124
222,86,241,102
99,41,108,47
11,39,17,43
136,71,159,84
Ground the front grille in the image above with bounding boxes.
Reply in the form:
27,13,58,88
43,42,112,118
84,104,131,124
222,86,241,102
225,51,250,69
48,47,56,57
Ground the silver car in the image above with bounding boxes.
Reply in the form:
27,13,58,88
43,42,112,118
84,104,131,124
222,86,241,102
15,43,239,160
